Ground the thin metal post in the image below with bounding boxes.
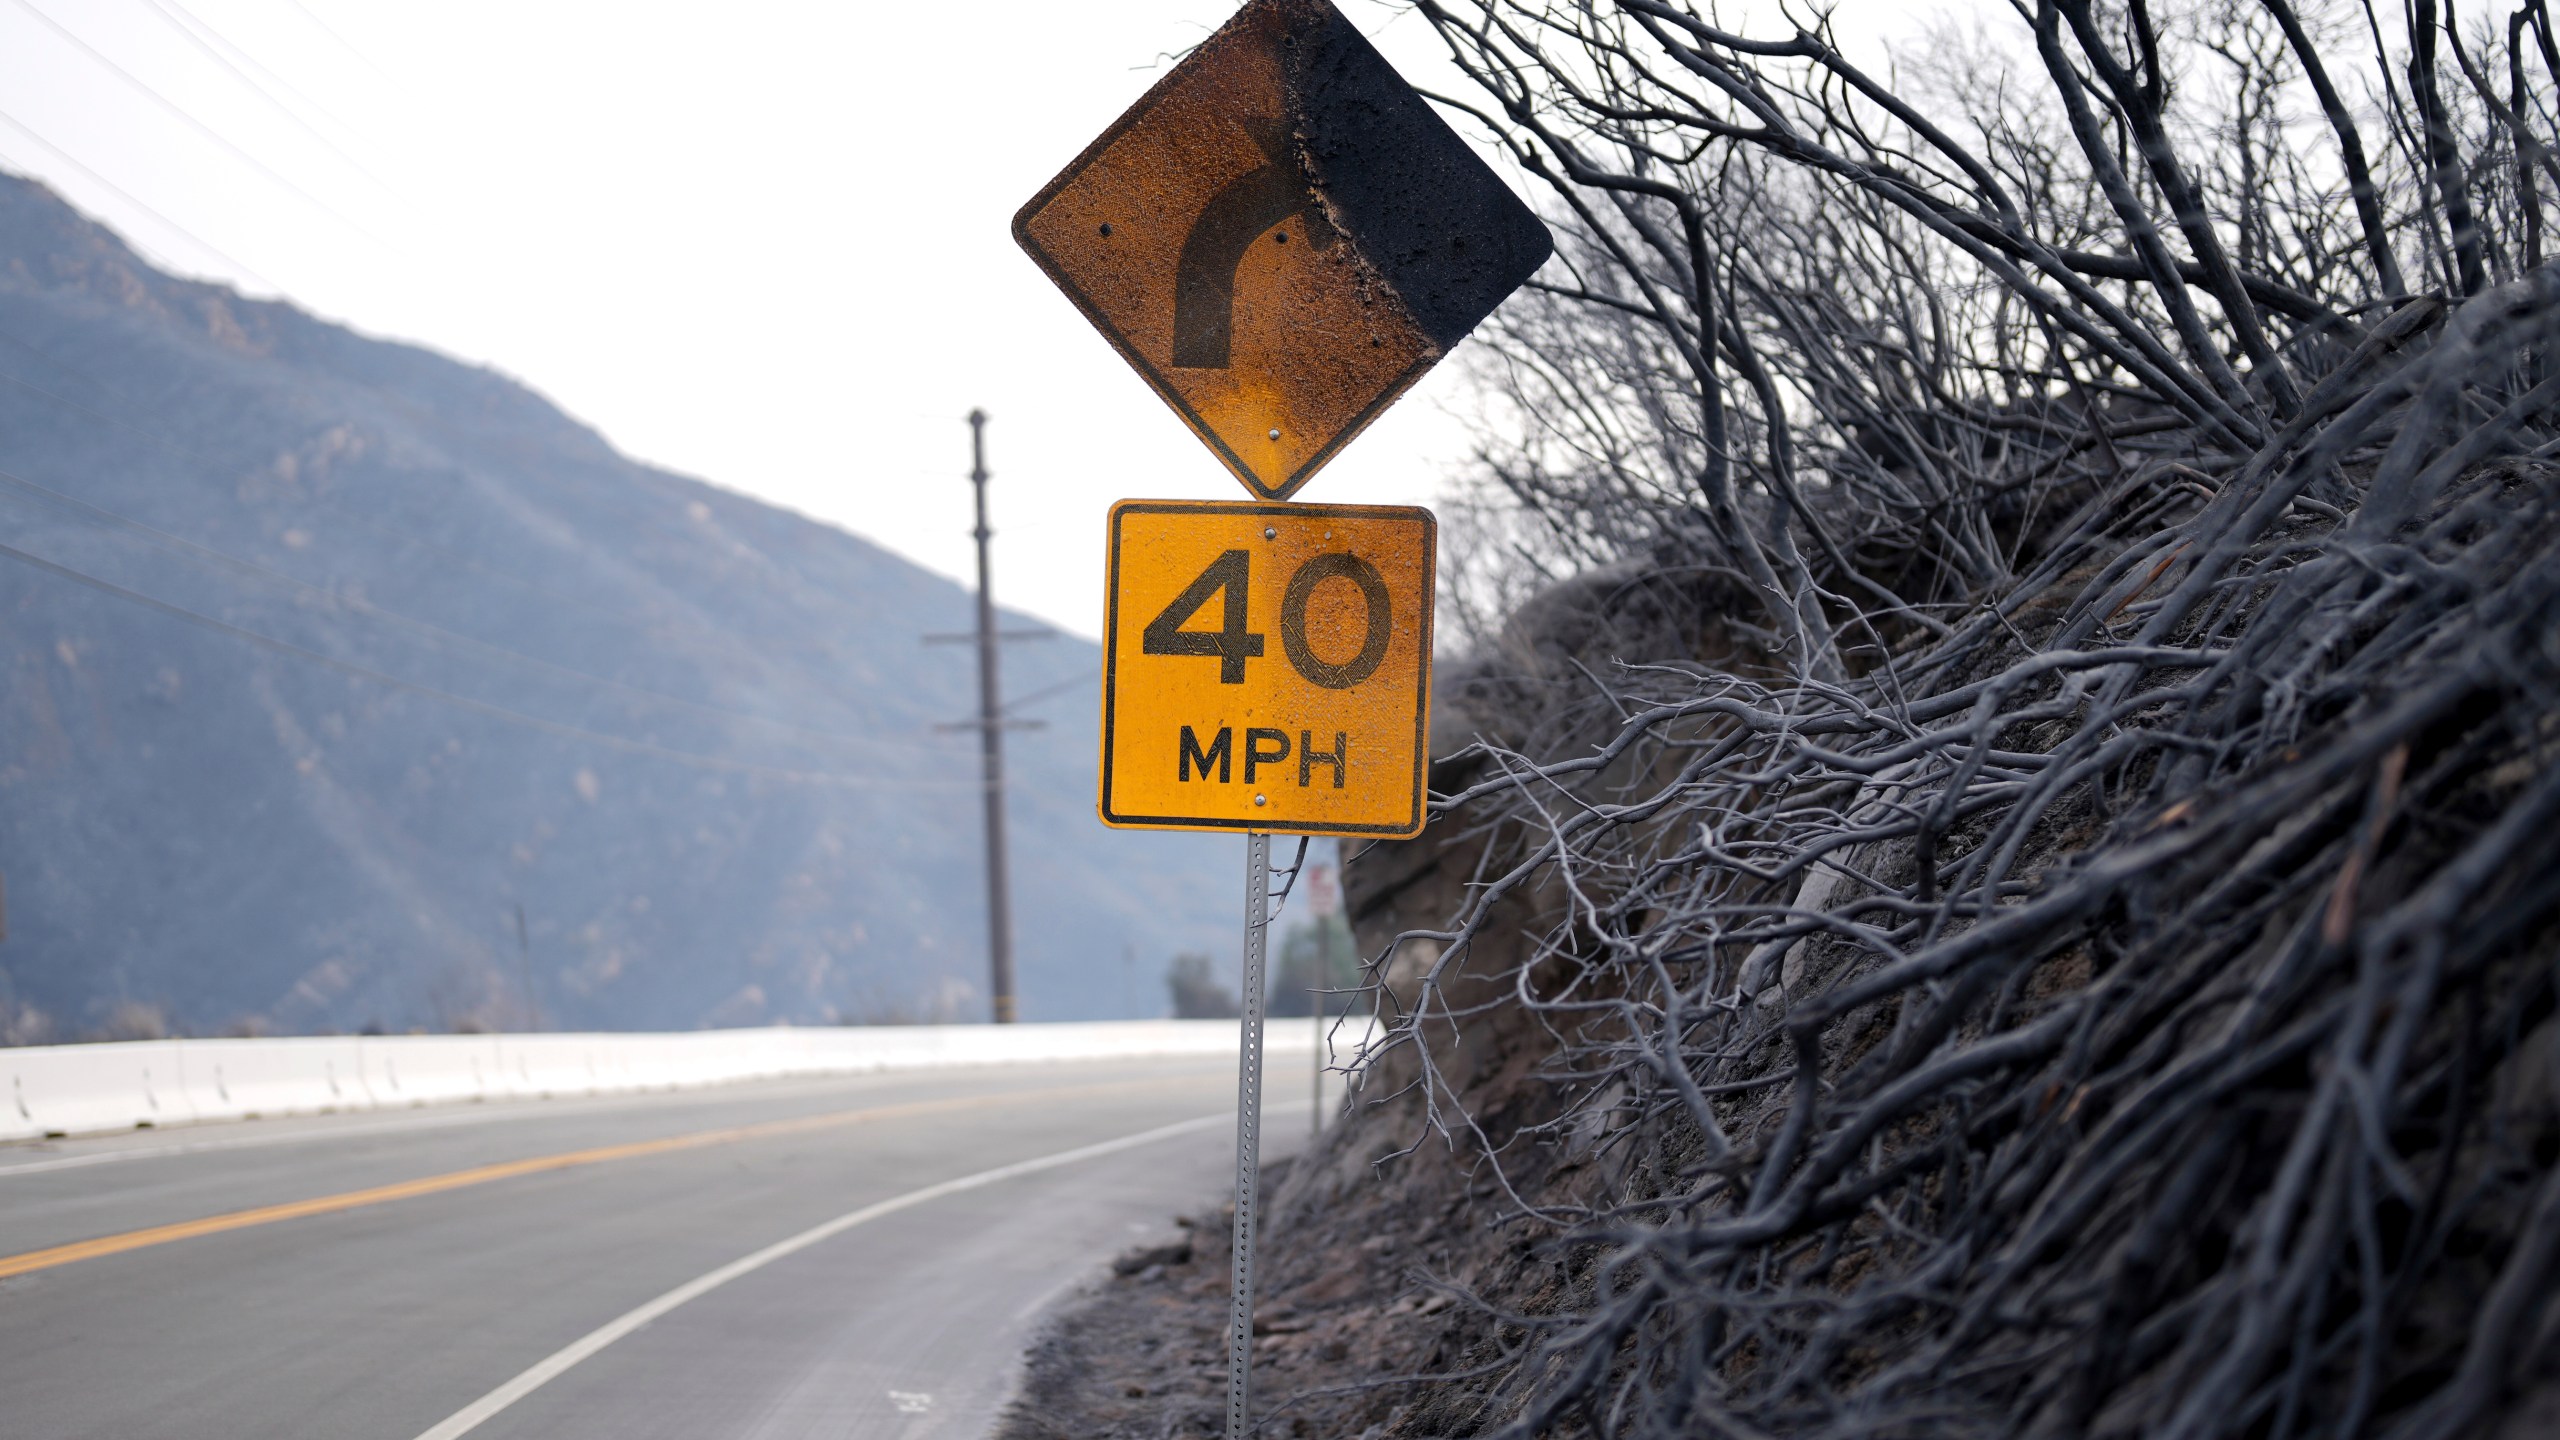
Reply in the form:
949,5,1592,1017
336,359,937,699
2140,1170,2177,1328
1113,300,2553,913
968,409,1018,1024
1228,831,1272,1439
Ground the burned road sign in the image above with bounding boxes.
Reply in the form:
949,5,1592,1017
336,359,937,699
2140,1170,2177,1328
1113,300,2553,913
1014,0,1551,502
1100,500,1434,837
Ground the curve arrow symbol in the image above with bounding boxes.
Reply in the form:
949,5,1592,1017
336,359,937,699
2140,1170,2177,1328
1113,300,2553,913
1172,122,1332,369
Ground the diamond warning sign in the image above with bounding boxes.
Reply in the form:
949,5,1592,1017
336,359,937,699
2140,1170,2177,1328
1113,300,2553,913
1099,500,1434,837
1013,0,1551,502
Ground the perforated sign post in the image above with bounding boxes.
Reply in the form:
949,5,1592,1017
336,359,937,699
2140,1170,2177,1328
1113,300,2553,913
1016,2,1547,1433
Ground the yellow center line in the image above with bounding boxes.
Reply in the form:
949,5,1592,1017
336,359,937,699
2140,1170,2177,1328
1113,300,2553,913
0,1077,1169,1280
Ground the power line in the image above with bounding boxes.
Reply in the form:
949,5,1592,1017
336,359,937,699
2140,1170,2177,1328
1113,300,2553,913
0,466,955,756
156,0,369,135
0,329,1089,713
0,537,974,791
0,107,282,291
279,0,393,86
1,0,380,242
0,347,1038,749
0,331,1090,753
1000,670,1096,717
135,0,394,195
0,335,778,651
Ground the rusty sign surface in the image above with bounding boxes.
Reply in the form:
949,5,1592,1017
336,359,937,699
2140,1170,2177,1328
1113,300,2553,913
1099,500,1434,836
1014,0,1551,502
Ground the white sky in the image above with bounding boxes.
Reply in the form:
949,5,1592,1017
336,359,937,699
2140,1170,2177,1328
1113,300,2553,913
0,0,1495,638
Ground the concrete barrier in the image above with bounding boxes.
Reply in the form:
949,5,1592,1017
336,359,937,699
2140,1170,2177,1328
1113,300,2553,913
0,1020,1318,1143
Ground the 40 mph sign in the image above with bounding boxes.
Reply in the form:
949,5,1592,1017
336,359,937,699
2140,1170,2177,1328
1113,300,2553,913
1099,501,1433,838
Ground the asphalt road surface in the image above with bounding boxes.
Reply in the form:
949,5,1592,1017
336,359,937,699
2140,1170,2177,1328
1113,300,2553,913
0,1052,1315,1439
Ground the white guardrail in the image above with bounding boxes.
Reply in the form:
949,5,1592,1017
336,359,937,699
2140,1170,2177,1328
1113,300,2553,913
0,1020,1329,1143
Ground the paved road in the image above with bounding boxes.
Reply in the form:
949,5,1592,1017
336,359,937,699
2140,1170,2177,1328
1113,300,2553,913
0,1053,1311,1439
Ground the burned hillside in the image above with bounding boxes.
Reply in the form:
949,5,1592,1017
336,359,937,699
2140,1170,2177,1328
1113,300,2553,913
1006,1,2560,1437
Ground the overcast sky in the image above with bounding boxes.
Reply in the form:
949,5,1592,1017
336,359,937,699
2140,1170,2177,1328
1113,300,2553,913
0,0,1507,638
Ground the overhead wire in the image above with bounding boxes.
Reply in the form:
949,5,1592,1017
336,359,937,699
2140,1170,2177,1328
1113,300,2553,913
0,198,1089,771
0,335,788,651
279,0,392,86
0,7,1086,797
999,671,1097,717
153,0,363,132
0,334,1095,731
0,105,282,291
133,0,394,195
0,536,977,791
0,464,963,757
0,0,381,241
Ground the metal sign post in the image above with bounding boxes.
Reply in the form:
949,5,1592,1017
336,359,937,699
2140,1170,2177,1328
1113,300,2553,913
1227,831,1272,1438
1095,501,1430,1440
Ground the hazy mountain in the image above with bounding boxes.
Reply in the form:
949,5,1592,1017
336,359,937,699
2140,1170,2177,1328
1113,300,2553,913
0,171,1236,1039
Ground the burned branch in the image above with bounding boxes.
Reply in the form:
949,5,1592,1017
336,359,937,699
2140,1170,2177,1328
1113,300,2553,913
1321,2,2560,1436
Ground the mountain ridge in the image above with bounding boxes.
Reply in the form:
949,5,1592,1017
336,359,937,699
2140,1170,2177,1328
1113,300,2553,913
0,169,1232,1040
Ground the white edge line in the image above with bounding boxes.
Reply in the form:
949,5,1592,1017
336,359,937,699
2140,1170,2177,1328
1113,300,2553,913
408,1109,1238,1440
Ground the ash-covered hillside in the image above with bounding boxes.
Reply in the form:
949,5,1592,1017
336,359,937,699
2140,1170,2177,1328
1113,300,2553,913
0,171,1230,1039
1002,3,2560,1438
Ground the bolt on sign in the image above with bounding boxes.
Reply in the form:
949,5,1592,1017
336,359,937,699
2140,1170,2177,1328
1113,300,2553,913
1099,501,1433,838
1012,0,1552,502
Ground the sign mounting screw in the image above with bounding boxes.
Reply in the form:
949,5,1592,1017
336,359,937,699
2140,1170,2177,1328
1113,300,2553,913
1266,428,1280,441
1253,794,1267,806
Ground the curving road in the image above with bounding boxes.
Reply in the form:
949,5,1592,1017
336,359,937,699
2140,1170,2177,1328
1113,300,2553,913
0,1052,1306,1439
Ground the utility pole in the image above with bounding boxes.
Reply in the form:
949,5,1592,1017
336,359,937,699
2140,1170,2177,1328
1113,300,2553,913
966,410,1018,1024
925,413,1049,1024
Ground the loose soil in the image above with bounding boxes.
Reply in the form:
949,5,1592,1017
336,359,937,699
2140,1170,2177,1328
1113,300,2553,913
996,1107,1534,1440
996,808,1585,1440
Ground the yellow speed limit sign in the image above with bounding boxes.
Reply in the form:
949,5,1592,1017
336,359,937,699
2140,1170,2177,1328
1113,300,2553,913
1099,500,1434,838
